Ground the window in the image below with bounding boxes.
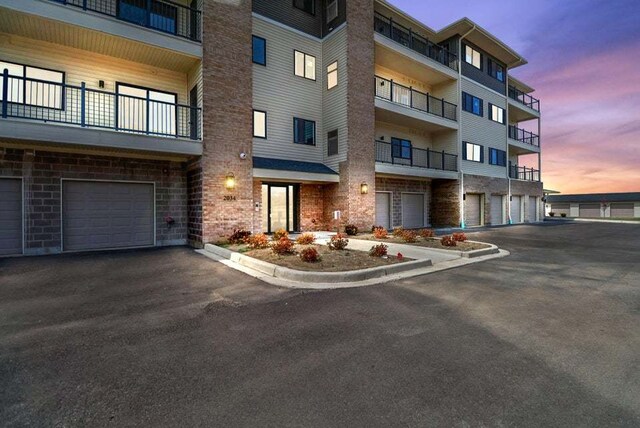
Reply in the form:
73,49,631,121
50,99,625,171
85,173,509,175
0,61,65,109
118,0,177,34
116,83,176,136
326,0,338,23
294,50,316,80
465,45,482,69
391,137,412,159
462,92,483,116
253,110,267,138
488,59,504,82
327,61,338,89
293,0,314,15
463,142,483,163
327,129,338,156
294,117,316,145
489,104,505,124
252,36,266,66
489,148,507,166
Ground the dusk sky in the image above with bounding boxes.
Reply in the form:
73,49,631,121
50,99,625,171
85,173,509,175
388,0,640,194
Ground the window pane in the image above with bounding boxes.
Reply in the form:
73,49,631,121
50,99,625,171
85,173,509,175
253,110,266,138
327,61,338,89
0,62,25,104
294,51,305,77
305,55,315,80
252,36,266,65
473,97,481,114
304,120,315,144
473,145,481,161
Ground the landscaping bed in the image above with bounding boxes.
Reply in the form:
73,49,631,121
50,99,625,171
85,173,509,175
354,233,491,252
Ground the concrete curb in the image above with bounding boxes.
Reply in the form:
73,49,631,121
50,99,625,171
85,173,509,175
347,238,499,259
545,217,639,225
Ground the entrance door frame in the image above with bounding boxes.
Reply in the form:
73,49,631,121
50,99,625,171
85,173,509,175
263,183,299,234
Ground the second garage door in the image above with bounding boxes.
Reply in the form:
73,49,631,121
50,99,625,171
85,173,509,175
401,193,425,229
610,203,634,218
490,195,504,225
551,203,570,217
528,196,538,222
375,192,391,229
579,203,600,218
510,196,522,223
63,181,154,251
0,178,22,256
464,193,482,227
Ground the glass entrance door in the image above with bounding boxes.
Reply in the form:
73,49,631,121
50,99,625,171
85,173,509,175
262,184,298,233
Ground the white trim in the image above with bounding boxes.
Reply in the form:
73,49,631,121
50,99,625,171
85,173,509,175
375,190,393,229
0,176,25,256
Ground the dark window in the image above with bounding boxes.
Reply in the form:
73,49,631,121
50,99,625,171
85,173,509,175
489,148,507,166
463,142,484,163
118,0,177,34
293,0,314,14
462,92,483,116
391,137,412,159
294,117,316,145
326,0,338,23
327,129,338,156
252,36,266,66
488,59,505,82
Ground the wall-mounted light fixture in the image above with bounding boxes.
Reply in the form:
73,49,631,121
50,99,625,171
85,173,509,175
225,173,236,190
360,182,369,195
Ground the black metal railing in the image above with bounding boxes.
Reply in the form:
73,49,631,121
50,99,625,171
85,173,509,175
508,125,539,147
49,0,202,42
375,76,457,121
508,86,540,111
375,140,457,171
1,70,201,140
509,163,540,181
374,11,458,71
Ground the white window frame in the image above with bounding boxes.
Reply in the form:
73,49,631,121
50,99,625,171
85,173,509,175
327,61,338,89
489,104,505,124
294,50,316,80
253,109,267,139
465,45,482,69
0,60,65,109
464,142,483,162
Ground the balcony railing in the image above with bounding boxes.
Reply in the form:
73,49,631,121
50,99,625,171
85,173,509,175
509,164,540,182
374,12,458,71
375,140,458,172
375,76,457,121
508,125,539,147
508,86,540,112
1,70,201,141
48,0,202,42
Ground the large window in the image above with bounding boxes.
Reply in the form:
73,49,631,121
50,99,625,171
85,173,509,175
462,92,483,116
489,148,507,166
253,110,267,138
0,60,64,109
294,117,316,145
465,45,482,69
489,104,505,124
118,0,177,34
327,61,338,89
252,36,266,66
116,83,176,136
463,142,483,163
327,129,338,156
294,50,316,80
293,0,314,14
391,137,412,159
488,59,504,82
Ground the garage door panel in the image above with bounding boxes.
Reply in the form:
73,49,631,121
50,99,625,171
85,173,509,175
465,194,482,227
0,179,22,255
490,195,504,225
510,196,522,223
551,203,570,216
375,193,390,229
528,197,538,222
611,203,634,218
402,193,425,229
579,203,600,218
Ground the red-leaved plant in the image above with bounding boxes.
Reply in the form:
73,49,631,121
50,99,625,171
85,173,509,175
296,233,316,245
369,243,388,257
327,233,349,250
271,237,295,255
452,232,467,242
245,233,269,250
299,247,321,263
440,235,457,247
419,228,435,239
373,226,388,239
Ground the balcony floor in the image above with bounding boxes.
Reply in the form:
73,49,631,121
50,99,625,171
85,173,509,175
375,98,458,133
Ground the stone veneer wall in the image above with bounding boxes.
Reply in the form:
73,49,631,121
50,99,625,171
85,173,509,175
463,174,509,226
511,178,544,222
431,179,460,227
375,177,431,228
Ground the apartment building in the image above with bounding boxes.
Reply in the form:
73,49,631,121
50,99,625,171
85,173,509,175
0,0,542,256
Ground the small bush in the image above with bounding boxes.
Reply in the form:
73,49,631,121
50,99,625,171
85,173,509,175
299,247,321,263
392,227,405,237
400,230,418,243
371,225,384,232
373,226,388,239
344,224,358,236
549,212,555,217
229,228,251,244
245,233,269,250
560,213,567,218
419,229,435,239
452,232,467,242
327,233,349,250
271,237,295,255
296,233,316,245
273,228,289,240
369,243,388,257
440,235,457,247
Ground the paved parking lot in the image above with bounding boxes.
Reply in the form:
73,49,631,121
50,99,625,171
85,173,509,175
1,222,639,426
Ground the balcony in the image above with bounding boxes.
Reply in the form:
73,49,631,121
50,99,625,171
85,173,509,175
508,86,540,111
375,140,457,172
374,12,458,72
375,76,457,122
509,164,540,182
509,125,539,146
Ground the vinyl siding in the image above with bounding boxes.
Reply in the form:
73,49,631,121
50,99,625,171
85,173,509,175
253,0,323,38
375,122,433,151
375,65,432,94
252,16,324,164
461,41,506,95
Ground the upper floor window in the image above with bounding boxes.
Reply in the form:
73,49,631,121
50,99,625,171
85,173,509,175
326,0,338,23
489,148,507,166
0,60,64,109
465,45,482,69
116,83,176,136
293,0,315,15
489,104,505,124
294,50,316,80
463,142,483,163
252,36,266,66
294,117,316,145
462,92,483,116
327,61,338,89
118,0,177,34
253,110,267,138
488,59,504,82
391,137,412,159
327,129,338,156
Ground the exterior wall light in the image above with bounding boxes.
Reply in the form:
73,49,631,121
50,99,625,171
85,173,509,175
225,173,236,190
360,182,369,194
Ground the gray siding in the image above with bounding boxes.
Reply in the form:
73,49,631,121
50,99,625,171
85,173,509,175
253,0,323,38
461,42,506,95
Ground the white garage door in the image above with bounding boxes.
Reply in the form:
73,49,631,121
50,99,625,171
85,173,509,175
510,195,522,223
551,203,570,216
401,193,425,229
579,203,600,218
0,178,22,256
490,195,504,225
63,181,154,251
528,196,538,222
610,203,634,218
375,192,391,230
464,193,482,227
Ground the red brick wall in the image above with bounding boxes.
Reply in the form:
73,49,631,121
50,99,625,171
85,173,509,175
431,179,461,227
300,184,325,231
187,160,202,247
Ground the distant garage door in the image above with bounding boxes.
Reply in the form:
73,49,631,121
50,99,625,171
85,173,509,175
528,196,538,222
579,203,600,218
490,195,504,225
63,181,154,251
0,178,22,256
610,203,634,218
375,192,391,230
401,193,425,229
551,203,570,217
464,193,482,227
510,196,522,223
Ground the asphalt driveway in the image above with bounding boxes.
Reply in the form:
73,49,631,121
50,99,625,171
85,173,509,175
1,222,639,426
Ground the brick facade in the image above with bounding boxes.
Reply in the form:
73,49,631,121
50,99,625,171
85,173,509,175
187,161,203,247
375,177,432,228
463,174,509,226
431,179,461,227
300,184,326,231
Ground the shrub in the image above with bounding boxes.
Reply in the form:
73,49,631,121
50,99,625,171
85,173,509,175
419,228,435,239
560,213,567,218
296,233,316,245
245,233,269,250
440,235,457,247
371,225,384,232
271,237,295,255
273,228,289,240
344,224,358,236
549,212,555,217
299,247,321,263
452,232,467,242
373,226,388,239
228,228,251,244
327,233,349,250
397,252,404,260
369,243,388,257
400,230,418,243
392,227,405,237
